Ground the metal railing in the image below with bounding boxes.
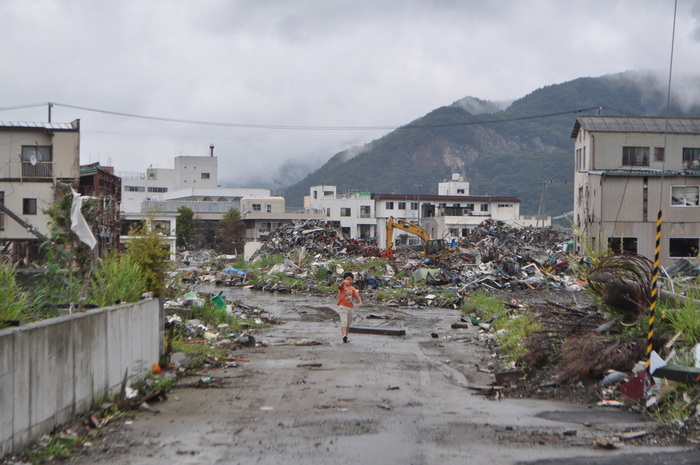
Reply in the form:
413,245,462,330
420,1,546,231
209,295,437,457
22,161,53,177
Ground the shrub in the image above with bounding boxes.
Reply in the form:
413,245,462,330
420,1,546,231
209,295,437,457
90,251,148,307
124,218,171,296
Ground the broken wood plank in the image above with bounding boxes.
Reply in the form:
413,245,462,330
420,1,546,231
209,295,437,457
495,368,526,385
467,385,504,391
349,326,406,336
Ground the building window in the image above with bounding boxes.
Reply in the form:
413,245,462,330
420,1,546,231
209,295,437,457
340,207,351,217
480,204,488,212
654,147,665,162
683,148,700,169
154,221,171,235
410,202,418,210
324,190,334,197
148,172,155,180
326,208,331,217
457,189,465,194
341,227,351,236
671,186,700,206
266,204,272,213
21,145,53,177
201,173,210,179
498,203,513,208
465,203,474,211
609,237,638,254
385,201,394,210
147,187,168,193
252,204,261,211
126,185,146,192
23,198,37,215
360,205,371,218
622,146,649,166
398,202,406,210
669,238,700,257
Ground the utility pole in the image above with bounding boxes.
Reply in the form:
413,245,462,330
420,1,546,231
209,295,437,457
415,184,422,225
537,180,554,228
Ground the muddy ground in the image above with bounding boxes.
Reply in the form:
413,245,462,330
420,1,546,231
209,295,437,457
13,288,700,465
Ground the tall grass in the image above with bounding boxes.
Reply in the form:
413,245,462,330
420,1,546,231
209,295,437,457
0,262,28,327
90,252,148,307
664,288,700,348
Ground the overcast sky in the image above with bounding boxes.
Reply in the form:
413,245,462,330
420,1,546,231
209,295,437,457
2,0,700,190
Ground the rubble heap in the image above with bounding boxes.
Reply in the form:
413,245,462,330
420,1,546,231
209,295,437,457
252,220,383,259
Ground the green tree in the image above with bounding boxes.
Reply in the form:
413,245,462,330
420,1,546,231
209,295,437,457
176,206,195,248
215,208,245,255
124,217,171,296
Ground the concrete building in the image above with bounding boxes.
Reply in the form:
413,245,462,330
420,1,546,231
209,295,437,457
307,175,522,249
572,115,700,267
125,153,324,249
373,192,520,248
0,120,81,262
307,186,376,241
119,155,219,213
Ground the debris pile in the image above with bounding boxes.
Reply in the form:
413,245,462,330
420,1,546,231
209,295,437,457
252,220,383,259
237,218,578,296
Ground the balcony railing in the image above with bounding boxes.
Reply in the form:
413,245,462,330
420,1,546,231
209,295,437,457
22,161,53,177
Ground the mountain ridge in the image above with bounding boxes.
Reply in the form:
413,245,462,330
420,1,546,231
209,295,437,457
282,70,700,218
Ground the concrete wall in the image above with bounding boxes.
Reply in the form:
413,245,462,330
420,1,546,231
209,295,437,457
0,298,160,455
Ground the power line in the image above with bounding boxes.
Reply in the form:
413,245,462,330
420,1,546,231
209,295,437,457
0,101,602,131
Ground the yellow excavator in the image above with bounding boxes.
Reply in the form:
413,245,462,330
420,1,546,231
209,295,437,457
384,216,446,258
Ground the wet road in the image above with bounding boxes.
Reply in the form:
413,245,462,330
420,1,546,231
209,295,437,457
67,288,700,465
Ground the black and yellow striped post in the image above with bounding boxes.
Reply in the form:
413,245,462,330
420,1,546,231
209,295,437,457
646,210,663,372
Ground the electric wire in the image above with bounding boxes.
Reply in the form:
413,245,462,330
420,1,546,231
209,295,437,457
0,102,602,131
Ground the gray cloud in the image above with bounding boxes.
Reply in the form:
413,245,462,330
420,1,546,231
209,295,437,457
1,0,699,191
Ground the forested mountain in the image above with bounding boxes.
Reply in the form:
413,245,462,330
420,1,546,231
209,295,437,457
282,71,700,219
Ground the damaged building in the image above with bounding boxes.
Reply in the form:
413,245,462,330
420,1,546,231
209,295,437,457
0,120,81,262
572,115,700,267
306,174,538,248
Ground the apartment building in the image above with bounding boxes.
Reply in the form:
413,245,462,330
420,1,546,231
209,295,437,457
572,115,700,267
307,174,521,248
0,120,81,261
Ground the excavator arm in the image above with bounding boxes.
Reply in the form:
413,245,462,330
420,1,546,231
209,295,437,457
385,216,433,255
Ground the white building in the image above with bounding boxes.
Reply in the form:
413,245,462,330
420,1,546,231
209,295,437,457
307,175,522,248
124,152,324,246
119,155,220,213
307,186,376,240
